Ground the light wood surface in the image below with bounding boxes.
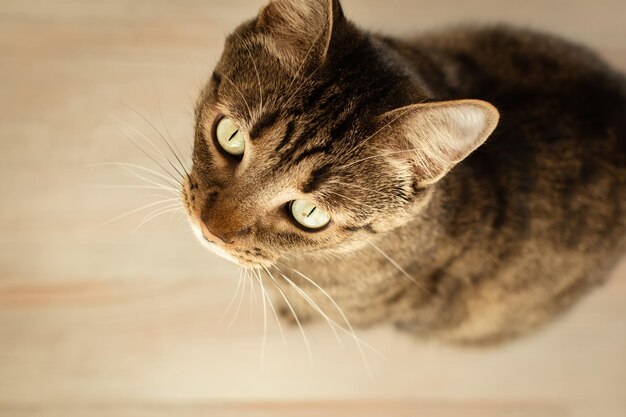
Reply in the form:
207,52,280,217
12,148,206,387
1,1,625,416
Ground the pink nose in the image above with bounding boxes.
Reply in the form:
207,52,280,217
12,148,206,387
199,221,229,244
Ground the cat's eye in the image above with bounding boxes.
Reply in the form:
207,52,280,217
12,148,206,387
289,199,331,230
215,117,245,156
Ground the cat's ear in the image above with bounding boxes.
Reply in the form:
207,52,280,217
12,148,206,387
256,0,344,70
381,99,499,184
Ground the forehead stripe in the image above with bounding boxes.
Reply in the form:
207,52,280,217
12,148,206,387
302,163,332,193
293,143,332,164
249,110,280,140
274,120,296,151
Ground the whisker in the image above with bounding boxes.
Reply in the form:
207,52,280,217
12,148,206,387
132,204,183,233
367,240,431,294
248,268,256,322
219,268,245,324
221,73,254,121
276,261,383,368
254,268,286,347
135,196,181,204
113,116,169,159
95,199,181,229
274,267,344,350
90,184,179,195
252,268,268,373
262,265,314,368
139,193,182,200
121,104,189,180
337,147,424,170
168,209,185,225
339,107,418,170
114,119,184,183
157,95,191,177
228,269,248,328
249,269,259,304
89,162,181,188
112,164,178,191
88,153,180,192
133,202,183,229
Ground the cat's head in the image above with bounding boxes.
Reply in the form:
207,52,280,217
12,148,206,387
183,0,498,266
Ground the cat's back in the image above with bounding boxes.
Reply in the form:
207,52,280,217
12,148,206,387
401,26,626,253
388,27,626,343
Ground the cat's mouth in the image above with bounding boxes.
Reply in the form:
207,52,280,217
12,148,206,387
186,217,274,268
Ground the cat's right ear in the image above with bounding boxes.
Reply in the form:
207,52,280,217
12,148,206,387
255,0,344,70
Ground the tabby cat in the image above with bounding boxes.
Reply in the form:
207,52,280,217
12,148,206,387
182,0,626,344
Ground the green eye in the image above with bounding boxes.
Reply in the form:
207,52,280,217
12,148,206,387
216,117,245,156
290,199,331,230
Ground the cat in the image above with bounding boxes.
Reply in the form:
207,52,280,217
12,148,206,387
182,0,626,345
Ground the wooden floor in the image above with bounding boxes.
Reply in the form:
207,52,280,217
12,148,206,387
1,1,625,416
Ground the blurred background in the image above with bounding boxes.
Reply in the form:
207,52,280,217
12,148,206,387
1,1,625,416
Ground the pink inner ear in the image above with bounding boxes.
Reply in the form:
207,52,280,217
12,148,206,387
380,100,498,182
439,105,492,159
415,101,498,162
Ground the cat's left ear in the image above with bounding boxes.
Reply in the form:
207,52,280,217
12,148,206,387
256,0,344,70
381,99,499,184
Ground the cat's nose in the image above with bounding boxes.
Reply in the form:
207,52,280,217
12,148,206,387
199,195,254,244
199,221,233,245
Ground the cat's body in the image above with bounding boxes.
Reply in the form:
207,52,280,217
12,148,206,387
282,27,626,344
184,0,626,345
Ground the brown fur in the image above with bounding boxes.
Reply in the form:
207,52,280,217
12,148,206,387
183,0,626,344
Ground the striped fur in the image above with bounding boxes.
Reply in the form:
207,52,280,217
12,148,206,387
183,0,626,344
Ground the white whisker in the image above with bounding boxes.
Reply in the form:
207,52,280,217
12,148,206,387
248,269,256,322
90,184,178,194
337,148,424,170
95,157,180,192
139,193,182,200
274,267,344,349
114,120,184,182
157,96,191,176
340,107,418,170
89,162,181,188
219,268,245,323
221,73,254,121
254,268,286,347
368,240,430,294
121,104,189,179
277,262,383,370
262,265,314,368
228,269,248,328
252,268,268,373
113,116,169,159
95,199,180,229
132,203,183,233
